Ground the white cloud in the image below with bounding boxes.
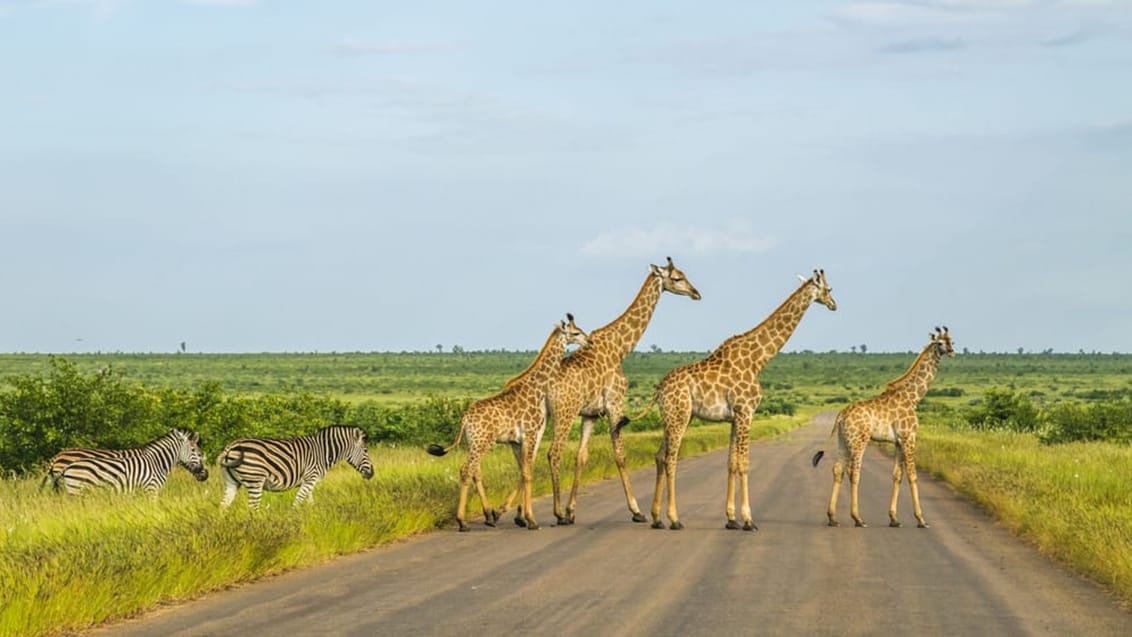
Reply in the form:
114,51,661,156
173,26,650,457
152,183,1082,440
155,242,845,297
580,220,775,259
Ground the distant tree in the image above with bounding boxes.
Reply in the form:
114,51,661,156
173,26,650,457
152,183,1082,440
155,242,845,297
850,346,857,354
180,341,186,353
650,344,662,353
860,344,867,354
436,344,443,354
452,345,465,355
1017,347,1024,355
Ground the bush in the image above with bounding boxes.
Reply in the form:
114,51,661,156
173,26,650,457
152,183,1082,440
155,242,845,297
0,358,474,476
965,388,1040,433
1040,400,1132,445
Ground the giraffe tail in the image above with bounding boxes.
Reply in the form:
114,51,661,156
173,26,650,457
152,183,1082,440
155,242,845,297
427,416,468,457
614,393,659,434
811,411,844,467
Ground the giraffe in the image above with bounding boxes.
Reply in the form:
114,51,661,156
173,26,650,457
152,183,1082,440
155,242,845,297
812,326,955,529
546,257,701,525
427,314,589,531
635,270,836,531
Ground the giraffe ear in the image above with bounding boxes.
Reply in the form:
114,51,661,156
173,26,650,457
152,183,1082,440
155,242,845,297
797,274,808,283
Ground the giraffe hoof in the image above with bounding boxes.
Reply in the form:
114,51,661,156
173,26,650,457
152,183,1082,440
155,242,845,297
489,509,501,523
457,523,469,532
743,521,758,532
725,520,741,530
526,521,540,531
631,512,648,523
514,517,527,528
917,522,930,529
669,521,684,530
555,517,573,526
854,521,868,528
890,520,903,528
827,520,840,528
651,521,665,530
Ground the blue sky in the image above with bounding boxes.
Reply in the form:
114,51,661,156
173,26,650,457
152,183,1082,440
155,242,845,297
2,0,1130,354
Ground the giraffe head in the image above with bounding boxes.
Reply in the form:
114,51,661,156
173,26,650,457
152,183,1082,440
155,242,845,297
931,326,956,358
797,269,837,311
650,256,701,300
560,313,590,348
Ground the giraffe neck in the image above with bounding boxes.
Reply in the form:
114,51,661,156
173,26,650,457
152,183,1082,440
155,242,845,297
722,282,816,372
590,274,663,360
520,330,569,388
884,345,943,404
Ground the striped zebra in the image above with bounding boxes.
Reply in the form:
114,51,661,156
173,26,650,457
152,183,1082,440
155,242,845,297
50,429,209,495
218,425,374,509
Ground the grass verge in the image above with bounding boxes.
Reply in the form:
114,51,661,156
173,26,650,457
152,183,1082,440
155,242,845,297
0,415,804,637
917,418,1132,608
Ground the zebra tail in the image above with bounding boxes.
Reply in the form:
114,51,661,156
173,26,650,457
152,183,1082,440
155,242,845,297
218,449,245,469
427,416,468,457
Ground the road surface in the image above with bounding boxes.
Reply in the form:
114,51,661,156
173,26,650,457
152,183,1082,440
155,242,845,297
93,414,1129,636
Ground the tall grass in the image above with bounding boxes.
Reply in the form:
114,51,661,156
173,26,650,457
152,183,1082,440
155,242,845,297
917,418,1132,606
0,416,803,637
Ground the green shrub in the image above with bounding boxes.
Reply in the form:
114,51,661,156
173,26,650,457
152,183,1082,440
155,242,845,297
965,388,1040,433
1040,400,1132,445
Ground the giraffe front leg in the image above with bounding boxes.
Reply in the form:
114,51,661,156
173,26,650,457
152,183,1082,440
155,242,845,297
503,442,523,525
724,424,741,529
732,417,757,531
904,445,929,528
519,437,540,530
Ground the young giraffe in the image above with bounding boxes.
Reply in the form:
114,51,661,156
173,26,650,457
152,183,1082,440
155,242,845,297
546,257,701,525
635,270,836,531
813,327,955,529
428,314,589,531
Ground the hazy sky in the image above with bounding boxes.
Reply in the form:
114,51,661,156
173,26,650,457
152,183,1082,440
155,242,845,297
2,1,1130,355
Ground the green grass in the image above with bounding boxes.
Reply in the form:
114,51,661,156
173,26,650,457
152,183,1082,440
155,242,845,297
0,416,804,637
916,417,1132,607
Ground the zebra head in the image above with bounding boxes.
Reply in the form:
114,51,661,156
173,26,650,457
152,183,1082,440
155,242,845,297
175,429,209,482
343,427,375,480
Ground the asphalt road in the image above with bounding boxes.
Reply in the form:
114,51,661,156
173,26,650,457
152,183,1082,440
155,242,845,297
93,414,1129,636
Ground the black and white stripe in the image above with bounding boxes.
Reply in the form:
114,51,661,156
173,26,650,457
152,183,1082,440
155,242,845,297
53,429,209,495
218,425,374,509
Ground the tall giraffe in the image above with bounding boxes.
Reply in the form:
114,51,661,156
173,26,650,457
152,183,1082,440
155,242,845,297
428,314,588,531
546,257,701,525
813,327,955,529
638,270,836,531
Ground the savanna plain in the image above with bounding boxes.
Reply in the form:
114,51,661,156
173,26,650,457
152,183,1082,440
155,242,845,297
0,350,1129,636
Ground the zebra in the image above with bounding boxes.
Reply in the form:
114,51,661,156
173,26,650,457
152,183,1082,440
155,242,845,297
52,429,209,495
217,425,374,509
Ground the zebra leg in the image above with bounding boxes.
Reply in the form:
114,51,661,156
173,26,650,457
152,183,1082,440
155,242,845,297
220,471,241,508
293,480,318,506
246,482,266,510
